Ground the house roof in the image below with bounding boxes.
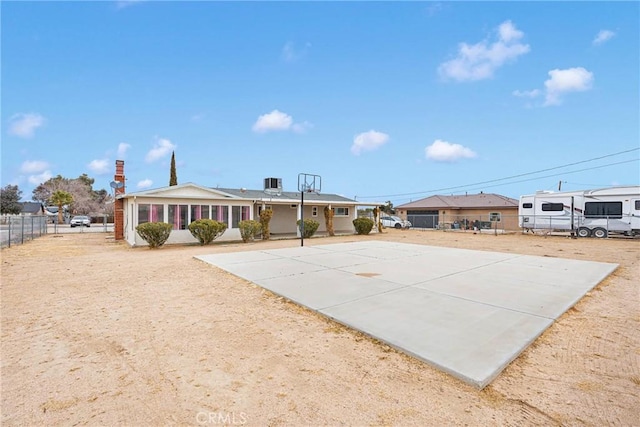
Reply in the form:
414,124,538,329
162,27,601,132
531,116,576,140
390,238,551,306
119,182,372,205
396,193,518,210
20,202,44,214
216,187,358,204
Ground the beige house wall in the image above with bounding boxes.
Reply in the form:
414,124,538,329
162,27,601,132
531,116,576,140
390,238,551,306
259,203,357,235
398,208,519,231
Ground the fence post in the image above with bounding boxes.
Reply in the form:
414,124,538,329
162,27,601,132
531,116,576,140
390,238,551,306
8,219,11,248
21,216,25,244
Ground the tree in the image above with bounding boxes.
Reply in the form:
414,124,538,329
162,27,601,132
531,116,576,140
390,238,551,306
381,201,394,214
32,174,107,215
0,185,22,214
32,175,68,203
50,190,73,224
169,151,178,186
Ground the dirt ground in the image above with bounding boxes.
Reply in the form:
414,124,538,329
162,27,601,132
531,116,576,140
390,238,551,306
1,229,638,426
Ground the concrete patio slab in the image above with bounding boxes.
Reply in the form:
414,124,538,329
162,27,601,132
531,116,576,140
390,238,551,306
195,242,617,389
321,286,554,387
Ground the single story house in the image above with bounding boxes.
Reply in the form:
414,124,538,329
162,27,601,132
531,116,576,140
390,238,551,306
395,192,519,231
116,182,374,246
20,202,45,215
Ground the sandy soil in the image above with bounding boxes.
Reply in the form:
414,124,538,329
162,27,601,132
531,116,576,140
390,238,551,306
1,229,639,426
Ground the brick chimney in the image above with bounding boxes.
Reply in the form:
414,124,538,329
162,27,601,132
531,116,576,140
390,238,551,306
114,160,126,240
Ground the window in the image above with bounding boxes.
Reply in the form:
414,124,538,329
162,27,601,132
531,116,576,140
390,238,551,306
312,206,318,217
584,202,622,219
211,205,229,225
489,212,501,222
168,204,188,230
541,203,564,212
522,203,533,209
138,204,164,224
190,205,210,221
138,204,149,224
231,206,251,228
635,200,640,210
333,207,350,216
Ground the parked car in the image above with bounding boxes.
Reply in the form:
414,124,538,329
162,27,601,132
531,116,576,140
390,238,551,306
380,215,411,229
70,215,91,227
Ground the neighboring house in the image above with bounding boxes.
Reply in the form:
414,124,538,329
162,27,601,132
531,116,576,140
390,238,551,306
20,202,45,215
396,193,519,231
116,181,374,247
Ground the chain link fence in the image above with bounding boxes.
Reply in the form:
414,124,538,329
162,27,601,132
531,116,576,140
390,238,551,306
1,215,49,248
405,213,520,233
404,213,638,238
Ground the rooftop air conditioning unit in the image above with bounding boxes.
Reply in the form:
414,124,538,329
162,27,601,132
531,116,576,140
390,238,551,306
264,178,282,191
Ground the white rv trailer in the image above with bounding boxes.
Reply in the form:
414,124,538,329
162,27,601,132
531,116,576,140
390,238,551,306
519,186,640,238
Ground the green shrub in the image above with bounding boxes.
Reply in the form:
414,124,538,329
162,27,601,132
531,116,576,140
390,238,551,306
259,208,273,240
188,219,227,245
353,217,374,235
136,222,172,249
296,218,319,238
239,220,262,243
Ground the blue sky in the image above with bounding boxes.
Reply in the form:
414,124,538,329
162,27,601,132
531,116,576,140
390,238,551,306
2,1,639,206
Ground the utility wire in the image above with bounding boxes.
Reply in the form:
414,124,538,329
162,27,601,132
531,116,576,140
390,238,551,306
357,147,639,200
387,158,638,205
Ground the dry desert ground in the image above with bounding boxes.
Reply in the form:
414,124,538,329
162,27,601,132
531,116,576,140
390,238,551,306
1,229,639,426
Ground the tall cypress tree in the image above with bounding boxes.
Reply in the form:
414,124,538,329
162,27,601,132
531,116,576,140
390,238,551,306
169,151,178,186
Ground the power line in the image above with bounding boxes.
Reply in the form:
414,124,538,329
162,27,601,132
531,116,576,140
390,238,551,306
387,158,638,205
357,147,639,200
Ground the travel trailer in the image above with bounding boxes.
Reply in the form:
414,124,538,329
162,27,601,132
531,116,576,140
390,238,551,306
519,186,640,238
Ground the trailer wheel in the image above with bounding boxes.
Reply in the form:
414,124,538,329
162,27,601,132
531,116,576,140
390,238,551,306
592,227,608,239
577,227,591,238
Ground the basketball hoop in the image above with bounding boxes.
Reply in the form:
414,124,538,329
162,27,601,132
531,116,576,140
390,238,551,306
298,173,321,194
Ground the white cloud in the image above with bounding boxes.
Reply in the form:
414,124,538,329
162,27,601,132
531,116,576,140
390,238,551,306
512,89,541,98
281,41,311,62
145,138,176,162
87,159,110,175
8,113,46,138
28,170,53,186
544,67,594,106
425,139,476,162
20,160,49,174
252,110,312,134
351,130,389,155
438,20,530,82
137,179,153,189
593,30,615,46
252,110,293,133
117,142,131,158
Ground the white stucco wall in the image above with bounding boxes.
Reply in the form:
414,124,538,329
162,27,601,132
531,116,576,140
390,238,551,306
123,196,252,247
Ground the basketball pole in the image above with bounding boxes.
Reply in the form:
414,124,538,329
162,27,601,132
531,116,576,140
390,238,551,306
300,189,305,247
